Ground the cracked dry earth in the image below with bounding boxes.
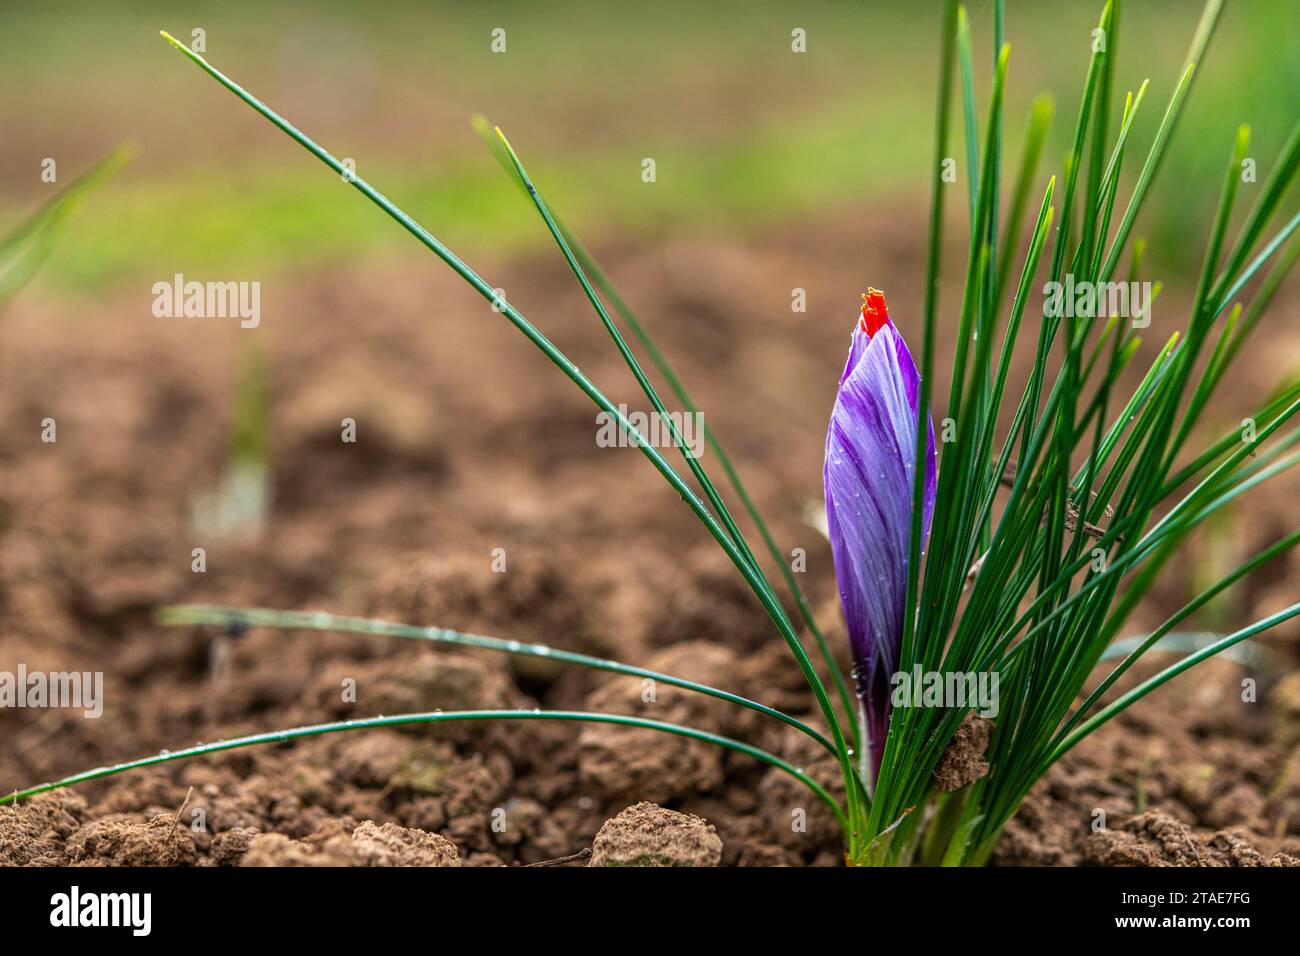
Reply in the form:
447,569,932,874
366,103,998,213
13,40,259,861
3,221,1300,865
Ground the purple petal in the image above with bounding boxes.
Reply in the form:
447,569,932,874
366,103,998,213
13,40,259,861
824,321,936,776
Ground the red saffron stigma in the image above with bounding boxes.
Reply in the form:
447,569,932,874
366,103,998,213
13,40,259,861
859,288,890,336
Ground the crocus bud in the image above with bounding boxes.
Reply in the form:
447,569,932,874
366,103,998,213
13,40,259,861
824,289,936,786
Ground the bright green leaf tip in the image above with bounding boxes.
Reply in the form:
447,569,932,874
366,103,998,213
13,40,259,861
159,30,197,61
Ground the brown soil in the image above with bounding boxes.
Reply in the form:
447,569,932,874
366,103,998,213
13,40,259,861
589,802,722,867
2,214,1299,866
932,714,992,793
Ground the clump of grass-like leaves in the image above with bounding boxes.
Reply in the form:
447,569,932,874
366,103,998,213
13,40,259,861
5,1,1298,868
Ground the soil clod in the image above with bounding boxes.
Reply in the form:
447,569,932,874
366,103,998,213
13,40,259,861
240,819,461,866
66,813,199,867
1084,810,1298,867
589,801,723,867
932,714,993,792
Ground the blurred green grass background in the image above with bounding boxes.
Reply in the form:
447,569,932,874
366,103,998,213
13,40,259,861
2,0,1296,294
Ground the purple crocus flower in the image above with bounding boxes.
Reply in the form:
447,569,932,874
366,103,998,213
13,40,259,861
824,289,936,789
